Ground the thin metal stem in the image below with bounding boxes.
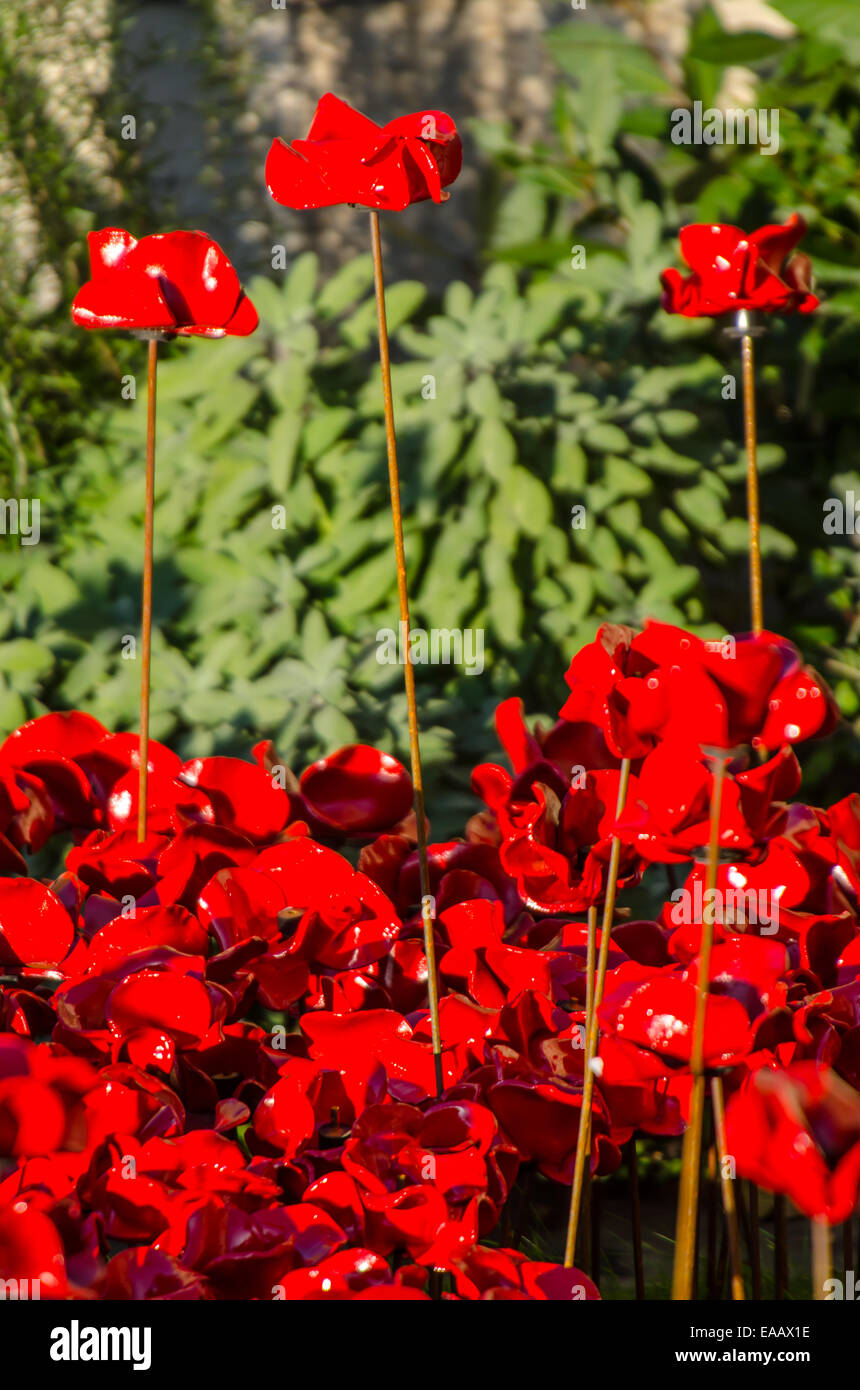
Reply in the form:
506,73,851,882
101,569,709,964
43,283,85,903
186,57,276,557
370,210,442,1095
774,1193,788,1299
712,1075,745,1300
706,1125,718,1298
740,330,763,635
672,753,727,1299
564,757,632,1267
629,1138,645,1300
585,903,597,1024
812,1217,831,1300
748,1182,761,1300
138,337,158,843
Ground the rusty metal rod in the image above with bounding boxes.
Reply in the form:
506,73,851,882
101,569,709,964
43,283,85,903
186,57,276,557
137,337,158,843
565,757,631,1266
740,328,763,635
370,210,442,1095
672,752,727,1299
712,1075,745,1300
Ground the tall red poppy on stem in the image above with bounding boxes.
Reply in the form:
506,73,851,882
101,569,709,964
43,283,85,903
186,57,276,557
660,218,819,1299
266,94,463,1099
72,229,257,842
660,214,817,637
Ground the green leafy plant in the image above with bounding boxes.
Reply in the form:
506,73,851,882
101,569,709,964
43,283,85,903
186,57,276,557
4,0,860,832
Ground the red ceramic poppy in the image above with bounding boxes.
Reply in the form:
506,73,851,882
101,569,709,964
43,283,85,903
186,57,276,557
0,675,854,1302
661,214,818,317
725,1063,860,1222
299,745,413,835
454,1244,600,1301
0,1205,69,1299
102,1246,212,1300
561,622,837,757
266,93,462,211
0,879,75,969
72,228,258,337
175,756,290,842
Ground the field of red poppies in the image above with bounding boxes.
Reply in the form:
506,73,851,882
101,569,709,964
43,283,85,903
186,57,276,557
2,610,858,1302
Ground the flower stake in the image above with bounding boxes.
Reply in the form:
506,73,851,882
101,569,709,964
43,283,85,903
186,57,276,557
139,336,158,841
725,310,765,633
72,229,257,840
774,1193,788,1299
266,95,462,1096
564,756,631,1268
628,1139,645,1300
585,903,597,1034
710,1066,744,1300
747,1181,762,1300
370,206,442,1093
672,749,734,1300
812,1217,831,1300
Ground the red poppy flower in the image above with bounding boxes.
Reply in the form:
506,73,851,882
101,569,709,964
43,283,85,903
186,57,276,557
660,215,818,317
454,1244,600,1301
439,899,553,1010
340,1098,509,1228
473,756,640,914
266,93,462,211
0,711,107,834
0,1205,69,1299
269,1247,396,1300
615,739,800,863
561,622,836,759
725,1063,860,1222
598,971,752,1067
0,1037,100,1159
0,879,75,969
72,228,258,337
174,756,291,842
102,1246,212,1300
299,745,413,836
488,1062,620,1184
180,1201,347,1299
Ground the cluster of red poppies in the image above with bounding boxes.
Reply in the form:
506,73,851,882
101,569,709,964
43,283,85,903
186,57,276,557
1,620,859,1299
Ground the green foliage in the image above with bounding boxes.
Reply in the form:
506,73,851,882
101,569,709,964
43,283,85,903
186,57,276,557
0,0,144,485
4,0,860,828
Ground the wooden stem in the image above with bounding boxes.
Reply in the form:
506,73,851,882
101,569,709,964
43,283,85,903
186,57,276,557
706,1126,718,1298
740,329,763,635
370,210,442,1096
564,757,632,1267
628,1138,645,1300
585,903,597,1026
774,1193,788,1299
672,752,727,1299
748,1182,761,1300
716,1220,729,1299
712,1074,745,1300
138,337,158,843
812,1217,831,1300
591,1171,601,1285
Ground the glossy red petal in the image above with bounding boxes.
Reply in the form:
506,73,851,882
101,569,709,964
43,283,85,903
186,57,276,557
0,879,74,968
300,745,412,834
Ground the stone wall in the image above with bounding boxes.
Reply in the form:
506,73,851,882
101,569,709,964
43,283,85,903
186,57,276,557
1,0,794,300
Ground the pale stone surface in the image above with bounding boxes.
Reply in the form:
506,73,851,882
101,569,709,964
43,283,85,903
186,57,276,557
0,0,115,299
0,0,796,300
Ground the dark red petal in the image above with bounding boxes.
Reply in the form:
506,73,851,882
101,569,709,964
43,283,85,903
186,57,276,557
0,879,74,968
131,231,243,333
300,745,412,834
